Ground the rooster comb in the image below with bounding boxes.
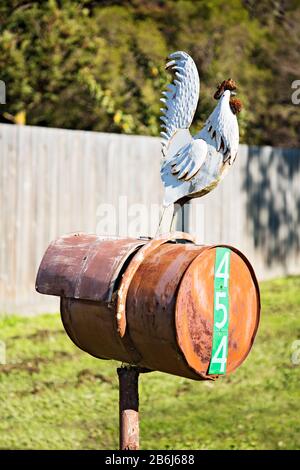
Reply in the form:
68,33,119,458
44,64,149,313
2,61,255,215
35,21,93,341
214,79,237,100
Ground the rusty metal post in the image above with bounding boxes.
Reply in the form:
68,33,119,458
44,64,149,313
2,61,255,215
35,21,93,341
117,366,140,450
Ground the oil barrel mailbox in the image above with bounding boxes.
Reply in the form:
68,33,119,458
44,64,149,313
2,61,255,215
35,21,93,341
36,232,260,381
34,50,260,450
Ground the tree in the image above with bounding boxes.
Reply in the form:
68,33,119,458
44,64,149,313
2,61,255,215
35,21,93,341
0,0,299,147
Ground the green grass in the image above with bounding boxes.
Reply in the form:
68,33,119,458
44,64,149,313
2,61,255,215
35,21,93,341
1,276,300,450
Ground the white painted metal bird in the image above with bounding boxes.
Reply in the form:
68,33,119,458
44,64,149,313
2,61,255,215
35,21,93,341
159,51,242,229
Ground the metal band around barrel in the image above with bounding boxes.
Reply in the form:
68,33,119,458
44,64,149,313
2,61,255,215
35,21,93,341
208,247,231,375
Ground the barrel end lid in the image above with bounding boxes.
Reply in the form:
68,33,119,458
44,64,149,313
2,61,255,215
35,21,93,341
175,245,261,379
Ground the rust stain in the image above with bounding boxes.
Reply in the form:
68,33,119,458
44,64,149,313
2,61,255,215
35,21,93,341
116,231,195,338
175,245,260,378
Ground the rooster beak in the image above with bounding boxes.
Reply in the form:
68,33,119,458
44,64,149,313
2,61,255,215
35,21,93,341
230,91,237,96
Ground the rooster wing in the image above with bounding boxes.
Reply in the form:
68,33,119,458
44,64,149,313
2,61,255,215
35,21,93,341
160,51,207,184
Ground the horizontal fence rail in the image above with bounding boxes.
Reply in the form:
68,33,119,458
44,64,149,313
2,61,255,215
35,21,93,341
0,123,299,314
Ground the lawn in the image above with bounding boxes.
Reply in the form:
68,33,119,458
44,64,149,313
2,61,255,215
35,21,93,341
0,276,299,450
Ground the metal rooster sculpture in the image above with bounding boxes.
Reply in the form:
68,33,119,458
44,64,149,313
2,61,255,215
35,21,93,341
159,51,242,230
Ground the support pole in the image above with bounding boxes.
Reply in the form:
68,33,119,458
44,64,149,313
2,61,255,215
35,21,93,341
171,198,190,232
117,366,140,450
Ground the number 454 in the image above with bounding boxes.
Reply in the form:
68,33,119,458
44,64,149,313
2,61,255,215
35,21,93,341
209,249,230,374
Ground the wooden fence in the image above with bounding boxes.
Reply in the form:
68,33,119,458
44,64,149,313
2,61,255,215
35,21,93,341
0,123,299,314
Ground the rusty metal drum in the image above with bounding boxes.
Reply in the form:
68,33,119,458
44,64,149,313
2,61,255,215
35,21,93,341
36,232,260,381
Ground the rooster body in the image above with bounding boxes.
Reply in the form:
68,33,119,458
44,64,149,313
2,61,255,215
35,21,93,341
160,51,241,208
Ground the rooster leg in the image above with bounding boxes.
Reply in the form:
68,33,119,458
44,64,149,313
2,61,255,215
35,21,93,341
155,206,168,236
156,198,189,235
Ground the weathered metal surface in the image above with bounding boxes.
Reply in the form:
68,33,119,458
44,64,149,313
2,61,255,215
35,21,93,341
37,234,260,380
116,231,195,337
117,367,140,451
175,246,261,380
36,233,146,302
61,297,142,364
125,243,205,379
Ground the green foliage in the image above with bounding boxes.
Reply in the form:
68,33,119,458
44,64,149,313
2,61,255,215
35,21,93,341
0,0,299,146
0,276,299,449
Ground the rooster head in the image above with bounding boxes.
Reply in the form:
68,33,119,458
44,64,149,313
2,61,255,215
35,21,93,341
214,79,242,114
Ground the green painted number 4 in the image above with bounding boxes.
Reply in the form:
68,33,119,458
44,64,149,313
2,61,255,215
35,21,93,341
208,248,231,375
